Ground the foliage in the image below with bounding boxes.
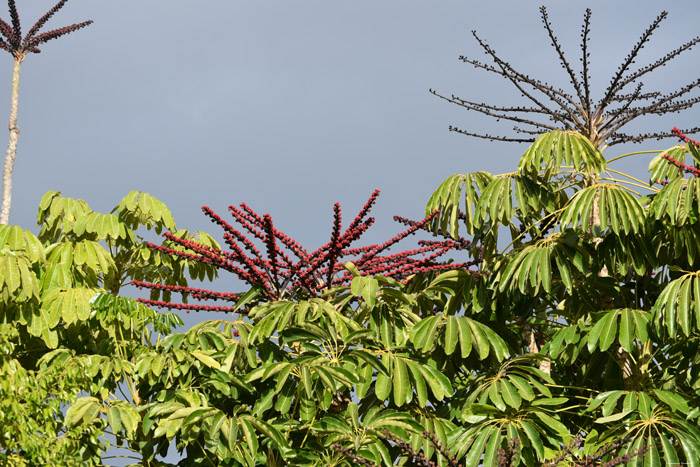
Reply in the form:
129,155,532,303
5,138,700,466
0,323,103,466
337,434,649,467
421,127,700,465
0,191,216,464
4,132,700,465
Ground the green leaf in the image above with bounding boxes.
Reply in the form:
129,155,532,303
65,397,101,428
594,411,631,424
508,374,535,401
659,434,680,466
240,418,258,459
410,315,440,352
520,420,544,460
533,412,568,436
464,426,493,467
107,406,122,434
678,277,692,336
404,359,428,407
375,355,392,401
482,430,502,467
393,357,410,407
488,382,506,411
191,350,221,370
500,379,522,409
466,318,490,360
455,316,473,358
444,316,459,355
652,390,690,414
363,277,379,308
618,308,632,353
599,311,619,352
119,405,139,435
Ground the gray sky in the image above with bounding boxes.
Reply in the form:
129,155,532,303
4,0,699,464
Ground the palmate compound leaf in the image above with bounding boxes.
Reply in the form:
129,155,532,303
560,183,645,235
43,240,116,289
407,413,456,462
462,357,555,417
114,190,176,234
648,144,692,185
495,233,590,295
475,176,515,227
37,192,93,241
588,392,700,467
650,177,700,226
410,314,508,361
370,352,453,406
107,402,140,436
0,224,45,262
41,287,100,325
65,397,102,429
586,308,651,353
0,253,40,303
517,130,606,179
426,171,494,237
599,230,657,276
653,272,700,338
71,211,126,241
247,298,358,344
450,403,568,467
474,172,561,230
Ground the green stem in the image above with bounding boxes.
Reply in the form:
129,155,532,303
606,150,663,164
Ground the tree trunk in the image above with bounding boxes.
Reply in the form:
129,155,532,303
525,323,551,374
1,57,23,225
588,151,634,386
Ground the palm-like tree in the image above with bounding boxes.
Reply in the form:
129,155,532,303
0,0,91,225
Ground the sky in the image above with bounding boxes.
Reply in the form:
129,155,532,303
2,0,699,464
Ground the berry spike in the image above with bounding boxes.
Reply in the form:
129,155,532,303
348,189,380,232
131,280,242,302
325,203,343,285
263,214,280,284
136,298,245,314
356,210,440,267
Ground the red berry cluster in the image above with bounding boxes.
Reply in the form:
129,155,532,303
131,281,241,302
659,127,700,178
134,190,481,313
136,299,244,314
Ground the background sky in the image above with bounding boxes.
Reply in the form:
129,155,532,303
3,0,699,464
4,0,699,318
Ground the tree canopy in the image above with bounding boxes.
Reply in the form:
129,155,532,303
3,127,700,465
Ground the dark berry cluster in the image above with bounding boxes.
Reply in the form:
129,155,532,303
0,0,92,58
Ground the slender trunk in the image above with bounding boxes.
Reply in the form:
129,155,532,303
525,323,551,374
0,57,23,225
589,143,633,385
